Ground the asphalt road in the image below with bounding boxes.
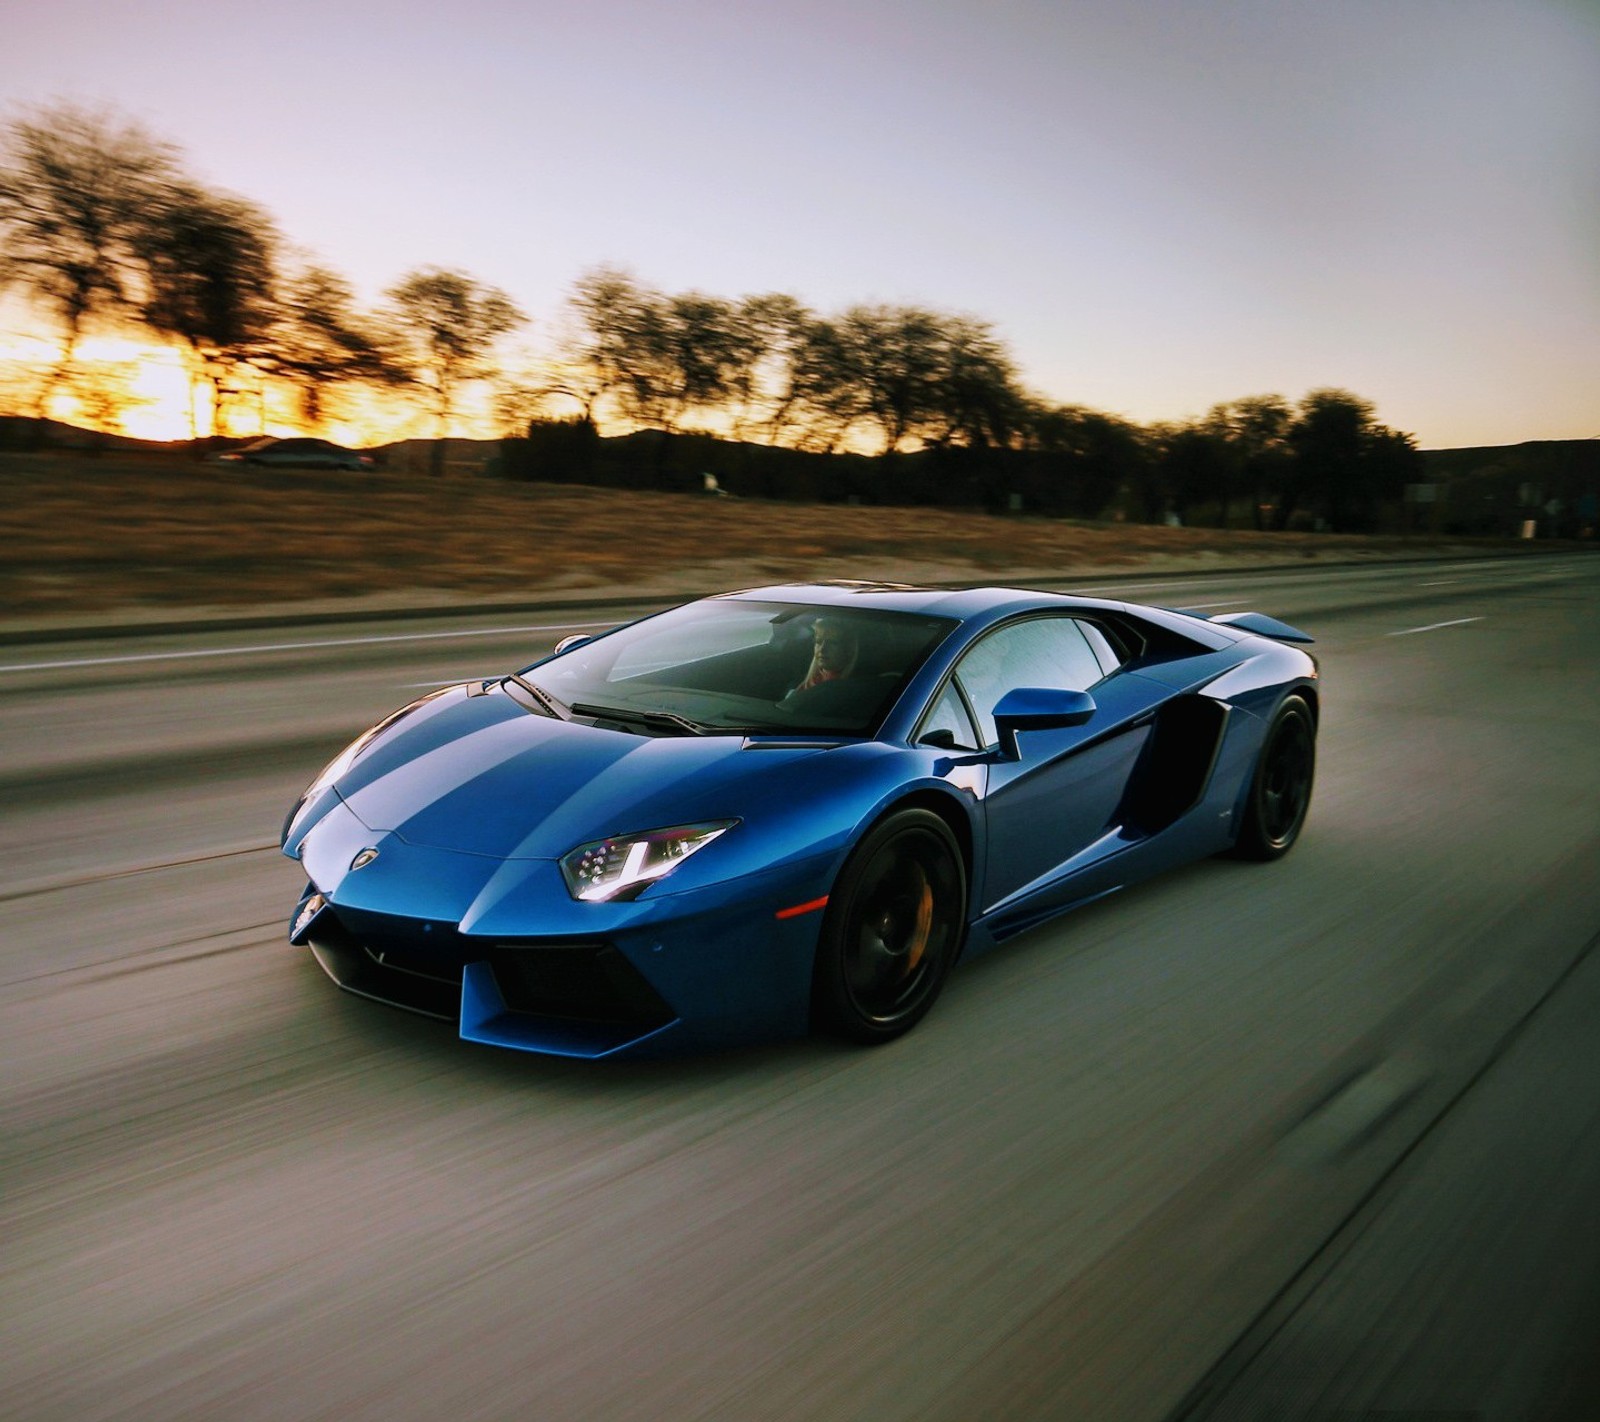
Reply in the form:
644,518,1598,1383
3,554,1598,1422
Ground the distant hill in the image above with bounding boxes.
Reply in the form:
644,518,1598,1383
1421,438,1599,483
0,415,193,455
370,436,500,475
1420,439,1598,537
0,415,512,472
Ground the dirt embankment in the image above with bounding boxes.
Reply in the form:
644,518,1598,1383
0,452,1552,624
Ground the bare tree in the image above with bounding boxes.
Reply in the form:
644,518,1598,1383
264,261,400,428
559,276,1023,460
0,102,180,414
64,359,152,438
789,305,1022,456
136,183,279,436
786,315,870,452
554,265,646,426
490,365,601,433
561,271,806,441
618,291,751,434
837,305,948,454
558,271,706,433
385,266,524,474
725,292,809,443
921,315,1024,450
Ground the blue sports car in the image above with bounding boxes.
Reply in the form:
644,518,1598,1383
282,582,1317,1058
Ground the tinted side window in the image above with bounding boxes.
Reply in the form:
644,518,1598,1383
1079,620,1123,675
955,618,1105,747
917,682,982,750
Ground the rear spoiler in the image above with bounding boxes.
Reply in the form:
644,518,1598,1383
1184,610,1315,644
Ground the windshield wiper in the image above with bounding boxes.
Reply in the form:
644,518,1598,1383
572,702,734,737
501,673,571,721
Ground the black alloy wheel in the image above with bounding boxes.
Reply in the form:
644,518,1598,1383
1232,694,1315,861
813,808,967,1044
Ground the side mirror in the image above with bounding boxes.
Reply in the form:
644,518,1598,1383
992,687,1096,759
553,633,595,655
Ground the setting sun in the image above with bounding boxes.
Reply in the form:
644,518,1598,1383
0,313,502,449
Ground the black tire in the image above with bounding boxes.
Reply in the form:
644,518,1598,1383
1231,694,1315,861
813,808,967,1044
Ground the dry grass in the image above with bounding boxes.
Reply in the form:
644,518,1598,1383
0,451,1496,620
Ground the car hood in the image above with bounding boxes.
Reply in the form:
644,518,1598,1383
333,685,831,861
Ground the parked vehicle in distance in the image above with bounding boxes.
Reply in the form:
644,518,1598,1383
218,437,373,470
282,582,1319,1059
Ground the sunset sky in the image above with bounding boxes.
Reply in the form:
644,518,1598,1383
2,0,1596,449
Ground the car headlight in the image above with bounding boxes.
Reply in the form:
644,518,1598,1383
560,821,736,902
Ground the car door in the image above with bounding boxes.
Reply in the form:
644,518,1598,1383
953,616,1168,915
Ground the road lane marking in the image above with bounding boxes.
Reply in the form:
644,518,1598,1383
1280,1057,1432,1165
1177,600,1249,610
6,921,282,989
1387,617,1485,637
0,620,616,676
0,841,280,903
1419,579,1462,586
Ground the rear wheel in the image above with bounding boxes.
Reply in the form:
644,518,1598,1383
813,809,967,1044
1231,695,1315,860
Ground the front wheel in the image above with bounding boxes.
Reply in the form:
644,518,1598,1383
813,809,967,1044
1231,694,1315,860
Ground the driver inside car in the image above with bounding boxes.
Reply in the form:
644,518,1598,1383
792,617,860,694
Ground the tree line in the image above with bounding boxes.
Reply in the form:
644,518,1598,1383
509,267,1421,530
2,102,1422,528
0,102,521,474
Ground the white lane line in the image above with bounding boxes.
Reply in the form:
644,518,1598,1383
1419,579,1462,586
0,620,616,676
0,841,279,904
1388,617,1485,637
1177,599,1249,610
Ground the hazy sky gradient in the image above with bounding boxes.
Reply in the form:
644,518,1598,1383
3,0,1596,447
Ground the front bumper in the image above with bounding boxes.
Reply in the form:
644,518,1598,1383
295,901,683,1057
287,806,834,1059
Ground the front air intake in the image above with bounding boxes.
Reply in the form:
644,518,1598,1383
487,943,674,1029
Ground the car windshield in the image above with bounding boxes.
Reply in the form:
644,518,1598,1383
520,600,957,737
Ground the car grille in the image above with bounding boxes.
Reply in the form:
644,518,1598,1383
487,943,673,1028
310,905,672,1030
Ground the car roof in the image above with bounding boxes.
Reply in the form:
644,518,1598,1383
713,581,1256,656
714,580,1126,620
241,435,342,448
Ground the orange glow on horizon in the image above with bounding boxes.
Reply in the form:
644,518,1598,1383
0,318,503,449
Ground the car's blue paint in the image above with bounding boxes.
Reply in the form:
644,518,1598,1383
459,960,671,1057
990,686,1097,759
283,582,1318,1058
1207,610,1316,643
991,685,1098,727
1193,640,1320,715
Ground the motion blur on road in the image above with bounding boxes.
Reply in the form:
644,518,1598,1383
4,555,1598,1421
